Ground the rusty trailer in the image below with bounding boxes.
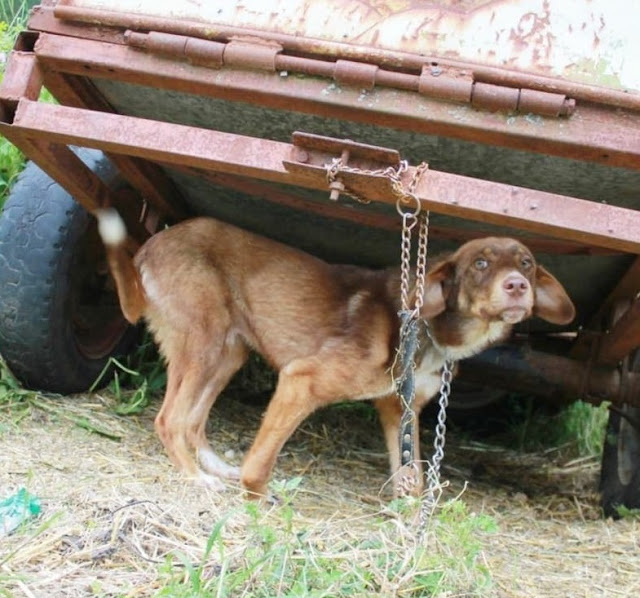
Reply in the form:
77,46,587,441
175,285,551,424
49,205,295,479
0,0,639,515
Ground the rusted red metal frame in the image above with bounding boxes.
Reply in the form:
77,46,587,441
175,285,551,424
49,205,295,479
597,298,640,366
31,32,640,171
42,70,188,224
2,99,640,256
172,166,620,256
571,258,640,363
0,47,124,215
3,36,621,256
40,3,640,112
2,33,187,229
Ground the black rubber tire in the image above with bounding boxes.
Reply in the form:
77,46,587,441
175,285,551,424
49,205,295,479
599,353,640,517
0,149,138,393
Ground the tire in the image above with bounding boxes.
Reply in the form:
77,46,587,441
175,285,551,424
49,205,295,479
0,149,138,393
599,352,640,517
449,380,507,411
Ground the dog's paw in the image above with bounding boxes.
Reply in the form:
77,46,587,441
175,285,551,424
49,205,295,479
198,447,241,480
244,487,279,504
195,471,227,492
392,464,424,498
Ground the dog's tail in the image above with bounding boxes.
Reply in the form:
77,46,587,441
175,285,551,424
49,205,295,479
95,208,146,324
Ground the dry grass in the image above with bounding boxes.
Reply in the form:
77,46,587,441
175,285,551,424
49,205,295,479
1,389,639,597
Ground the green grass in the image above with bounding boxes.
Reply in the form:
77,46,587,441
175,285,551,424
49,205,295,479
155,488,496,597
496,394,609,458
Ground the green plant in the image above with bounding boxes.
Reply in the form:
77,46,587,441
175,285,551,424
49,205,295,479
155,489,496,597
0,357,38,428
490,394,608,459
614,505,640,520
0,1,32,29
91,333,166,415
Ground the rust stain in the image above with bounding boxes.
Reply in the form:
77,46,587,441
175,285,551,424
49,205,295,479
61,0,640,92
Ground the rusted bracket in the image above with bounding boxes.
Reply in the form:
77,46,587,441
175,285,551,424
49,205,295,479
0,35,188,235
284,132,402,202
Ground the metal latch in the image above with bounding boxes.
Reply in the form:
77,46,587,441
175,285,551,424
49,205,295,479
284,132,403,203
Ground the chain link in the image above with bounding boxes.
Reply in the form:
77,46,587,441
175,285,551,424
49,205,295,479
420,358,454,527
412,211,429,315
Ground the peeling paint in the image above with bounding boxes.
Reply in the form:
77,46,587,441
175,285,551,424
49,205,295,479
68,0,639,92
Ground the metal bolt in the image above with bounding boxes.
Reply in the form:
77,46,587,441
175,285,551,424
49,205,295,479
329,180,345,201
292,147,309,163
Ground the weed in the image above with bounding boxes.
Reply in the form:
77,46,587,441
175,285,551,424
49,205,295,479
0,358,38,430
486,394,609,459
0,1,33,25
156,486,496,597
91,333,166,415
615,505,640,520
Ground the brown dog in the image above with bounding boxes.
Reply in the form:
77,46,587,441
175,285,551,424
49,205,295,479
96,210,575,497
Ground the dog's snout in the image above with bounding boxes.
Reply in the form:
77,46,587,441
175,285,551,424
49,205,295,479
503,274,529,296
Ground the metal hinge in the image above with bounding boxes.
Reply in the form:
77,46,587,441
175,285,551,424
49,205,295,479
125,31,575,118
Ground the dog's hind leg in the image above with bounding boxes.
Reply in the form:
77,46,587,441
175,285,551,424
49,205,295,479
189,336,249,482
154,332,247,489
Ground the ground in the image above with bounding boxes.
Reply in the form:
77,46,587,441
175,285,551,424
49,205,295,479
1,389,638,597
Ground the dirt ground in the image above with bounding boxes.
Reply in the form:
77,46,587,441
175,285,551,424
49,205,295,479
1,390,638,598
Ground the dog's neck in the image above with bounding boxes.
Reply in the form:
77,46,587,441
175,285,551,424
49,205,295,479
426,312,510,361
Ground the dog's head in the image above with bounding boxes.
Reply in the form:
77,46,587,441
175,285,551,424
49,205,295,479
420,237,575,326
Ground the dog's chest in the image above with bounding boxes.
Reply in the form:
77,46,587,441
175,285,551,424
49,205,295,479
412,319,506,401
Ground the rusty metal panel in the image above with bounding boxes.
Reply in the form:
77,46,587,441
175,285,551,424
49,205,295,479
32,34,640,170
61,0,640,94
3,99,640,254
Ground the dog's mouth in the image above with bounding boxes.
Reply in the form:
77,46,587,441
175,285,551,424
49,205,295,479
499,307,529,324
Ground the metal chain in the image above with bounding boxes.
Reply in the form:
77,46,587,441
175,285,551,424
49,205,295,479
399,212,416,312
324,156,453,523
412,210,429,315
325,158,425,207
420,358,454,529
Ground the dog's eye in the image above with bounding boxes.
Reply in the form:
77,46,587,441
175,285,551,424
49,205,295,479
521,257,533,270
474,258,489,270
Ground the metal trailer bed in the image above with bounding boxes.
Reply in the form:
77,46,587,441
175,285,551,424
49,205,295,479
0,0,638,515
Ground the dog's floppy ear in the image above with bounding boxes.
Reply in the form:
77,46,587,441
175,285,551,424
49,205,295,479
533,265,575,325
420,260,454,319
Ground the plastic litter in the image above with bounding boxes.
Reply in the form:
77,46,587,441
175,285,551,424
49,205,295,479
0,488,41,537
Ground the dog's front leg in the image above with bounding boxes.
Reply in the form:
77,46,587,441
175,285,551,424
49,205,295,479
241,359,325,499
374,394,424,497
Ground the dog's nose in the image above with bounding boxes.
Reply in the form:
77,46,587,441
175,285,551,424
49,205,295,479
503,274,529,296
